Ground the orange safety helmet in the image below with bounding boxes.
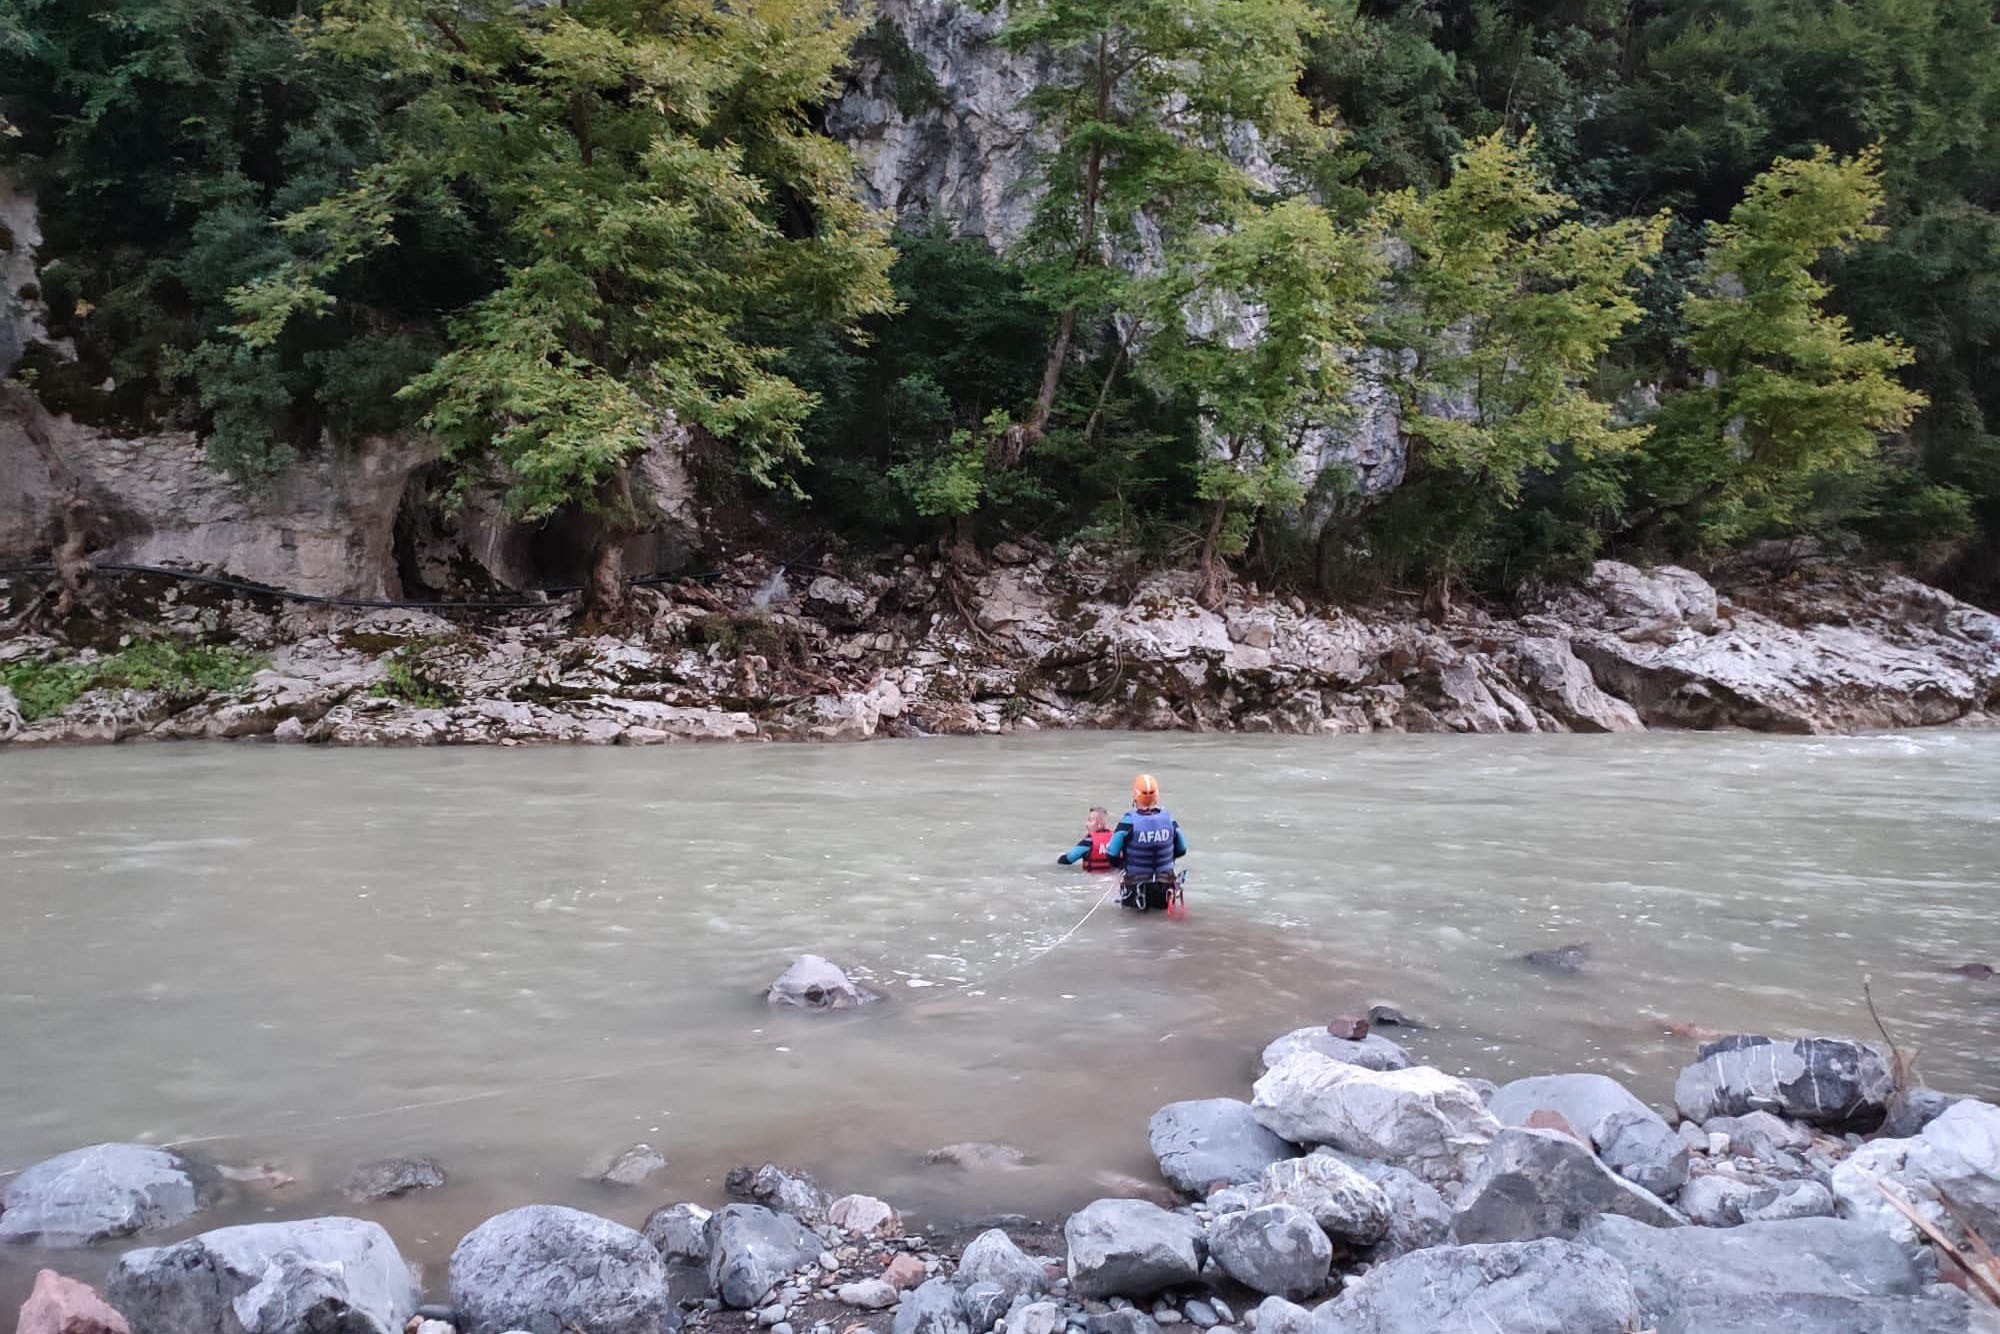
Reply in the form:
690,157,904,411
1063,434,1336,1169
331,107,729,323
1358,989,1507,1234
1132,773,1160,809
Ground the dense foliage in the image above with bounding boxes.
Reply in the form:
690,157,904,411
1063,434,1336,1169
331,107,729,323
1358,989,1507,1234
4,0,1996,605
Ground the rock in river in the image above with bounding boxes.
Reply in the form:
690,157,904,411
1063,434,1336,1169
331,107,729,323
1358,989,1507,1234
1674,1035,1894,1128
1450,1127,1683,1243
1064,1199,1204,1299
1205,1204,1331,1300
111,1216,414,1334
345,1155,447,1201
726,1163,829,1224
706,1203,820,1309
1251,1054,1498,1190
451,1205,673,1334
1306,1239,1641,1334
1519,943,1591,974
0,1144,205,1247
1148,1099,1299,1195
765,955,879,1010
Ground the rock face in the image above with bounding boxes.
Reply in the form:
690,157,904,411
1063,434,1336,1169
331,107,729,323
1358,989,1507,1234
1257,1028,1411,1075
0,1144,204,1246
1063,1199,1204,1299
1252,1155,1389,1245
1450,1127,1684,1243
1487,1073,1687,1196
1674,1035,1895,1127
955,1229,1048,1303
1205,1204,1331,1301
450,1205,673,1334
0,413,435,601
1831,1099,2000,1248
1148,1099,1299,1195
1576,1213,1958,1333
765,956,880,1010
110,1217,413,1334
1250,1055,1499,1190
344,1155,446,1201
705,1204,820,1309
16,1269,132,1334
1307,1239,1642,1334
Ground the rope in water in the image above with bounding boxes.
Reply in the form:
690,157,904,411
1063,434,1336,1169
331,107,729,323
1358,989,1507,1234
0,892,1122,1175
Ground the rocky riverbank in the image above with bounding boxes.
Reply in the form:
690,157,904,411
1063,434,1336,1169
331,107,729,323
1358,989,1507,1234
4,547,1998,746
6,970,1997,1334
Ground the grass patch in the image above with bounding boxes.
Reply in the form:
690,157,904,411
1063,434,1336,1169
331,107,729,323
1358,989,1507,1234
370,647,457,708
1,640,265,721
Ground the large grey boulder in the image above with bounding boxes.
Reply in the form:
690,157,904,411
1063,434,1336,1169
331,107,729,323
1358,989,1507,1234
1206,1204,1331,1301
109,1217,413,1334
764,955,879,1010
1487,1072,1688,1196
705,1204,819,1309
1576,1213,1947,1332
1831,1099,2000,1248
1251,1055,1499,1190
450,1206,673,1334
1258,1028,1410,1075
1306,1239,1642,1334
1,1144,205,1246
642,1202,712,1265
1450,1127,1683,1243
955,1229,1048,1304
1064,1199,1204,1299
1307,1151,1448,1259
1148,1100,1298,1194
1674,1035,1894,1128
893,1279,970,1334
1253,1155,1389,1245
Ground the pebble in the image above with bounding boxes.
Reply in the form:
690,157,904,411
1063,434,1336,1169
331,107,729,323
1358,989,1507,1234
1184,1302,1218,1329
1210,1303,1232,1325
773,1325,792,1334
704,1299,724,1313
758,1306,789,1328
1707,1132,1731,1156
819,1253,840,1272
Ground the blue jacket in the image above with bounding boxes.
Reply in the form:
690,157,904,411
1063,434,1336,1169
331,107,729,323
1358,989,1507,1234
1108,807,1186,878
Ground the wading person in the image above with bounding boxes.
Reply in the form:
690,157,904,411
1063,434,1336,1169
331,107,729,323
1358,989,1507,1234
1107,774,1186,912
1056,807,1118,871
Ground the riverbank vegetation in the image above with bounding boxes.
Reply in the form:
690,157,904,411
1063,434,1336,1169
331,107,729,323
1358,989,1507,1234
2,0,1995,617
0,638,264,720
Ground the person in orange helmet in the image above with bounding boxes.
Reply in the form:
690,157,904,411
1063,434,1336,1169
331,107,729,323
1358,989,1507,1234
1105,773,1187,911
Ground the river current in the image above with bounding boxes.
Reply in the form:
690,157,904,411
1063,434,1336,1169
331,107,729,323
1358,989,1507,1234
3,731,1997,1299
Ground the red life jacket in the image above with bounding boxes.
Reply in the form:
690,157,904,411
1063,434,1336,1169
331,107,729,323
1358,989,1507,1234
1082,829,1115,872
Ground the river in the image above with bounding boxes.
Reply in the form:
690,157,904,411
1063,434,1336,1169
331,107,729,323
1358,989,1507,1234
3,731,1998,1301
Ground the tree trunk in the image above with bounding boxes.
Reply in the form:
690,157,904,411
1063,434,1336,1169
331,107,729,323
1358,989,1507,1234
3,385,105,628
1196,499,1229,609
581,535,628,629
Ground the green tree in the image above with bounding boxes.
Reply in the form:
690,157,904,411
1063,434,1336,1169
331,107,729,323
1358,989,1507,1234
1144,199,1384,602
987,0,1324,459
233,0,893,621
1641,148,1927,546
1357,133,1666,607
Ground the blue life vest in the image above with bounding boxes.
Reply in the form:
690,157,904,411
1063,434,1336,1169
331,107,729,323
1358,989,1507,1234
1123,807,1178,878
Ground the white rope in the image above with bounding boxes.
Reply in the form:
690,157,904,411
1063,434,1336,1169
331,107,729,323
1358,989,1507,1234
954,882,1119,992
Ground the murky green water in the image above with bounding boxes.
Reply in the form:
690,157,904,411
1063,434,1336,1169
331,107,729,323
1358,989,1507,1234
3,731,1997,1300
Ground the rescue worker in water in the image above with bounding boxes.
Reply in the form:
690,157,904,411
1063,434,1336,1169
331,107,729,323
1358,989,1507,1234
1056,807,1118,871
1108,773,1187,911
